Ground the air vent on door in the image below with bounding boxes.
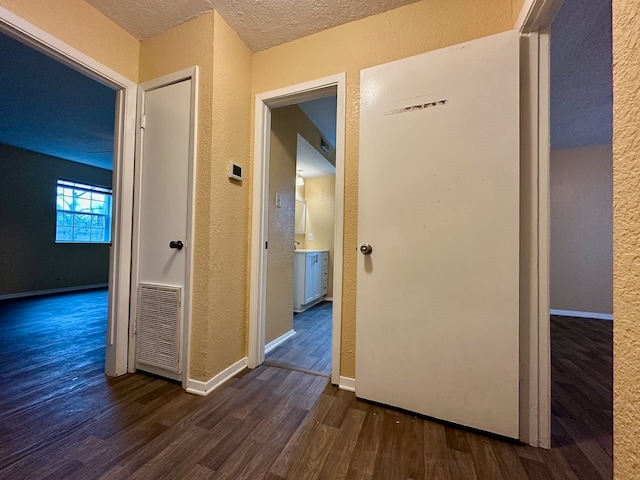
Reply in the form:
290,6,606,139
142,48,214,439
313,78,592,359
136,283,182,376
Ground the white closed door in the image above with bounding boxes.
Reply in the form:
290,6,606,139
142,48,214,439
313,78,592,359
134,77,194,379
356,30,520,438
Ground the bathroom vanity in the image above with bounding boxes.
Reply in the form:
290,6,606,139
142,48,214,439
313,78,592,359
293,249,328,313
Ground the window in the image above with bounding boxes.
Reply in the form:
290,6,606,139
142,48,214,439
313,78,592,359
56,180,112,243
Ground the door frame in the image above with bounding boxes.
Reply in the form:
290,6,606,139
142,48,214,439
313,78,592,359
128,67,199,388
517,0,564,448
248,73,346,385
0,7,137,377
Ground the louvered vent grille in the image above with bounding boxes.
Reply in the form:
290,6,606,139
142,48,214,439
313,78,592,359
136,283,181,373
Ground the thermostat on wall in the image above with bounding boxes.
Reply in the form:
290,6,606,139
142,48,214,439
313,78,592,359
228,162,243,181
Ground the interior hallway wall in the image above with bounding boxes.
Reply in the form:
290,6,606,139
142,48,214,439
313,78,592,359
139,11,253,381
252,0,520,378
266,105,334,344
304,175,336,298
0,0,139,81
0,144,111,295
550,145,613,315
612,0,640,477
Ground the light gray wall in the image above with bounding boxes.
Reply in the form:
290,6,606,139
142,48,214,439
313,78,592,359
0,144,112,295
550,145,613,315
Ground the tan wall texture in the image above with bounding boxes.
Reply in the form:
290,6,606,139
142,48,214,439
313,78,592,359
0,0,139,81
305,176,336,297
550,145,613,315
139,12,252,381
252,0,517,377
265,106,336,343
612,0,640,477
266,107,297,344
205,11,253,377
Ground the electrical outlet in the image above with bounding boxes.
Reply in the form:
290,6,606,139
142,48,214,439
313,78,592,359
308,232,314,241
275,192,281,207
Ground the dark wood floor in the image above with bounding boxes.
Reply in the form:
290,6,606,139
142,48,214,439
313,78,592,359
0,292,612,479
264,301,332,376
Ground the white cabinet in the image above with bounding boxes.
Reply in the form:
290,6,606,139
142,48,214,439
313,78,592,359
294,250,328,312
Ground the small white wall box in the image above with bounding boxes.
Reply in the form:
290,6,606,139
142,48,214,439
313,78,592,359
229,162,243,181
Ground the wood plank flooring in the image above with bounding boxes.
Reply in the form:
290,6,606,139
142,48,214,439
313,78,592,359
264,301,332,376
0,292,612,479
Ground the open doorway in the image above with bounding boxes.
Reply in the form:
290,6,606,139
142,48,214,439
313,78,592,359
0,10,137,377
248,74,346,387
548,0,613,473
263,97,337,376
0,30,116,379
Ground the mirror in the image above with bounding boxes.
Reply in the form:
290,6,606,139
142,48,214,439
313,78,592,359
295,197,306,234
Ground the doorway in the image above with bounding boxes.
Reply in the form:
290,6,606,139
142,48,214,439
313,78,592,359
548,0,613,473
263,97,338,377
0,9,137,376
249,74,346,386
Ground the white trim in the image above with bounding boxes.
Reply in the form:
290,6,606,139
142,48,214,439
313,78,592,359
519,0,563,447
265,329,297,355
248,73,346,388
519,29,553,449
536,29,552,449
0,6,137,377
331,76,346,387
339,376,355,392
128,67,199,390
186,357,248,396
0,284,108,301
550,309,613,321
515,0,564,33
324,297,334,302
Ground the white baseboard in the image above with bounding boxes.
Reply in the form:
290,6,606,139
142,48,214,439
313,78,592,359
0,283,108,300
324,297,333,302
339,376,355,392
550,309,613,321
186,357,248,396
265,329,296,355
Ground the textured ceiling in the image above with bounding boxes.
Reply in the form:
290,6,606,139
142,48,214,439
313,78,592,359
0,0,611,173
85,0,421,51
550,0,612,149
0,33,116,170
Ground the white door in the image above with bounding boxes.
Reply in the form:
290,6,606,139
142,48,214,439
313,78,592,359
133,74,195,381
356,31,520,438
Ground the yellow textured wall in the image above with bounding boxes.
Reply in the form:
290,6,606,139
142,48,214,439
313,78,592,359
266,107,297,344
612,0,640,477
0,0,138,81
305,175,336,297
139,14,214,381
205,12,253,376
265,105,337,343
252,0,516,377
512,0,527,24
139,12,252,381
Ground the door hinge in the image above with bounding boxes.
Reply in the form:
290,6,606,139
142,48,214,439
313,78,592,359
140,115,146,129
265,241,268,250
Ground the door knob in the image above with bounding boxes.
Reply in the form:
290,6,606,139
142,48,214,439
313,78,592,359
360,243,373,255
169,240,184,251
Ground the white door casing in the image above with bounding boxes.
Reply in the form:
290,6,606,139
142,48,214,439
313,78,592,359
249,74,346,386
356,30,520,438
130,68,198,385
0,7,137,377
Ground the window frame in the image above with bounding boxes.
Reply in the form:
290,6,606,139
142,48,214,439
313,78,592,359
55,179,113,244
